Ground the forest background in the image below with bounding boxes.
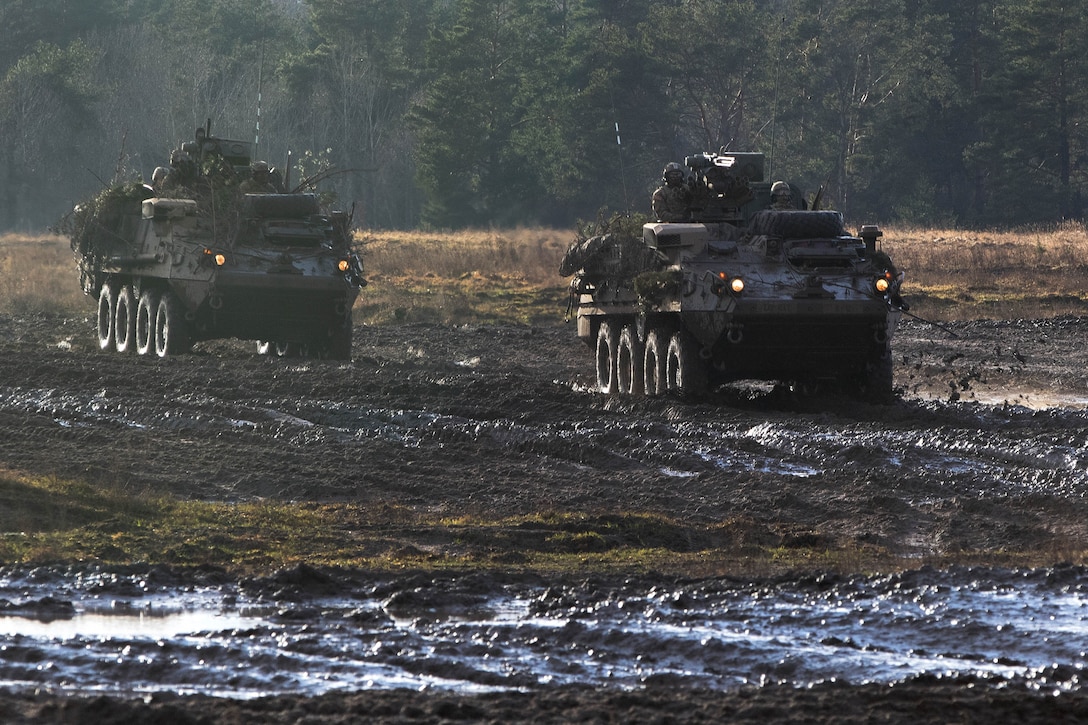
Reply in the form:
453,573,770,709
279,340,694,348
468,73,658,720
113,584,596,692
0,0,1085,233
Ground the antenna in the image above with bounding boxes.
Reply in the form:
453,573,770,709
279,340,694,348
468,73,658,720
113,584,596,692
609,85,629,210
615,121,629,208
768,16,785,180
254,41,264,157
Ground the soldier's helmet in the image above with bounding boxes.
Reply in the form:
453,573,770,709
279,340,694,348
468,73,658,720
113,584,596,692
249,161,270,180
662,162,685,186
771,180,792,203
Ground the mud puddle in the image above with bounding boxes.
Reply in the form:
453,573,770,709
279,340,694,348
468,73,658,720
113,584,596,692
0,566,1085,699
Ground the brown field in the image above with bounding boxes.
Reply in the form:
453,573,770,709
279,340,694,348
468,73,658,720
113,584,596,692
4,221,1088,322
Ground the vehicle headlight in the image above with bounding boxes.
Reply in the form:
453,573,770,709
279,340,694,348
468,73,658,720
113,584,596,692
714,272,744,296
875,277,890,294
202,249,228,267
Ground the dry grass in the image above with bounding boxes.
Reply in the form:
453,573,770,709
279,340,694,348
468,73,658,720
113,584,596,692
0,233,87,316
356,228,573,325
883,220,1088,320
5,222,1088,324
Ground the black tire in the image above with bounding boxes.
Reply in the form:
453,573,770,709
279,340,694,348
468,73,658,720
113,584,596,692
748,210,845,239
666,330,708,399
863,346,895,403
135,289,160,356
114,285,137,354
616,325,643,395
97,282,117,352
154,291,191,358
274,341,301,358
643,328,668,397
324,315,353,361
257,340,301,357
595,320,619,394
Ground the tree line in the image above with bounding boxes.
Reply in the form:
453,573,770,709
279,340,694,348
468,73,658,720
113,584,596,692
0,0,1085,232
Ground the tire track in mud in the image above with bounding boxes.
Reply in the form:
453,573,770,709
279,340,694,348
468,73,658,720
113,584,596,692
3,317,1088,555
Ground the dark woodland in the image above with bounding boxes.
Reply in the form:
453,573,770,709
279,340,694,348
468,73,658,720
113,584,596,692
1,0,1084,231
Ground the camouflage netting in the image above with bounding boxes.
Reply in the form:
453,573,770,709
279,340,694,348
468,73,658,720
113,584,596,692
62,181,152,260
62,178,256,266
559,212,667,283
633,268,682,304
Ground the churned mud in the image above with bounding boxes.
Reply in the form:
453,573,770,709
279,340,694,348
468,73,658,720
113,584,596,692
1,313,1088,721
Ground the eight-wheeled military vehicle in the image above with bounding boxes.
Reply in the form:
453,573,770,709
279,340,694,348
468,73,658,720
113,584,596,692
561,151,906,401
68,133,365,359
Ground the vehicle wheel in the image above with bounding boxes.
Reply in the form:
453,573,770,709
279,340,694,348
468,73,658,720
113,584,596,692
666,330,708,399
325,315,353,361
274,341,301,358
154,291,191,358
595,320,619,394
643,328,668,396
134,288,160,356
862,346,895,403
616,325,643,395
114,285,137,354
97,282,117,352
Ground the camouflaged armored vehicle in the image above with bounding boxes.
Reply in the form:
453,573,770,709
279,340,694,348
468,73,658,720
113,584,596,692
561,151,905,401
68,134,364,359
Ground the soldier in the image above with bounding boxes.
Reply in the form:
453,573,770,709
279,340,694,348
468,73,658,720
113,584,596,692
239,161,279,193
652,162,691,222
161,149,198,195
770,180,794,210
151,166,169,195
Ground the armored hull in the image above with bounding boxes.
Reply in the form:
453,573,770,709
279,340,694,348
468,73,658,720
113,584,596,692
564,153,905,401
73,191,364,359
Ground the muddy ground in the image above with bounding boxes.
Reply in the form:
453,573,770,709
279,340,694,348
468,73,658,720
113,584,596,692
2,312,1088,722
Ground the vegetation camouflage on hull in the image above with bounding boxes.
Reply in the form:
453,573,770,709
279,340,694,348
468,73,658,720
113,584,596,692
562,151,907,402
63,134,365,360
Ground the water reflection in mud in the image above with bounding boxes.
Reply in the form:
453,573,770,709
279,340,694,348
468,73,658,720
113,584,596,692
0,567,1085,699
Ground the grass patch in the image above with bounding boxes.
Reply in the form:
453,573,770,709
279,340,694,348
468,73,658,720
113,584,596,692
356,228,572,326
886,221,1088,320
0,233,87,316
2,470,1083,576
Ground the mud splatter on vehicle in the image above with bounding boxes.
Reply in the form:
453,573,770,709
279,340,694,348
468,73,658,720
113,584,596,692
63,126,364,359
562,152,906,402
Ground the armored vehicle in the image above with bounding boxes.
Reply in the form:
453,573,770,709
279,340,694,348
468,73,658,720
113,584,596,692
68,135,364,359
561,151,905,401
